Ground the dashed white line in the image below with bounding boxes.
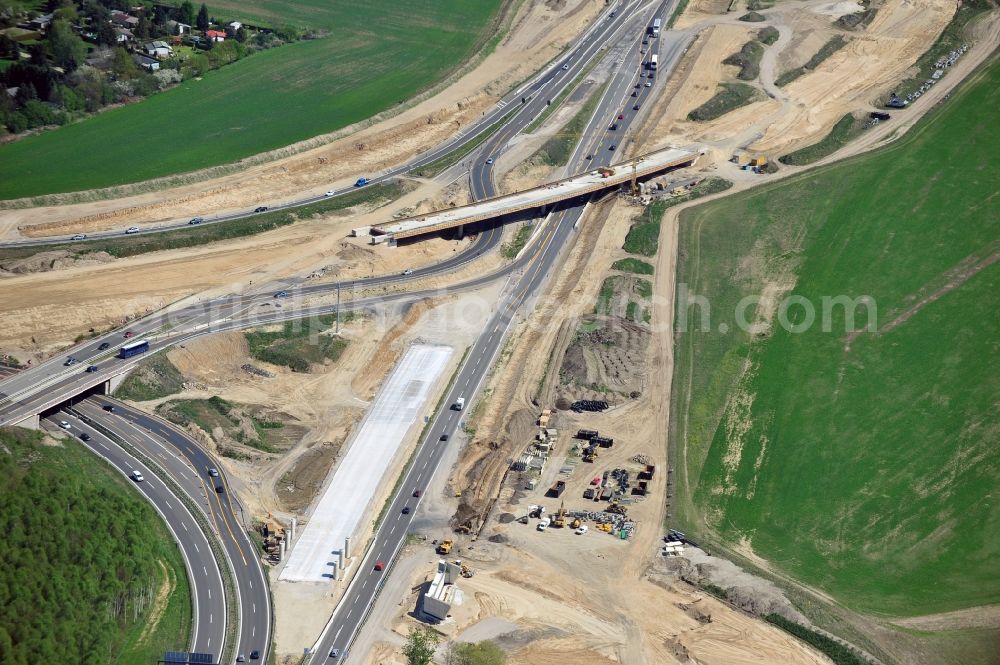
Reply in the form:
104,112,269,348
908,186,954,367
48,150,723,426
193,543,199,553
181,522,188,531
203,566,208,576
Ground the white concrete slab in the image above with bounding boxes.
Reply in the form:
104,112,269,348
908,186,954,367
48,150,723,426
279,343,453,583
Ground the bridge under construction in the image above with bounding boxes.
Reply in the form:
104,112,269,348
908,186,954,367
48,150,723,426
356,146,700,244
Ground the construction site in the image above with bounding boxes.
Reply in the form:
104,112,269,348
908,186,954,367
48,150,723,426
1,0,997,664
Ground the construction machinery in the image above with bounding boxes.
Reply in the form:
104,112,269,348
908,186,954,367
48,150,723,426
570,517,583,529
551,500,569,528
436,540,453,555
597,522,614,533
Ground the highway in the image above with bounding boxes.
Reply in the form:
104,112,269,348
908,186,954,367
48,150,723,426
308,2,682,660
0,1,645,250
0,2,693,663
42,411,227,657
73,396,272,663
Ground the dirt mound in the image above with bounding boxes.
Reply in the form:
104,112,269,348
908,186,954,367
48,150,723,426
556,315,650,401
335,242,377,261
0,250,115,275
452,407,535,534
275,439,345,513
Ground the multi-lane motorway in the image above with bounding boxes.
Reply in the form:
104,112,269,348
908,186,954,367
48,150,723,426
0,1,691,663
77,396,272,662
42,410,228,656
308,2,682,659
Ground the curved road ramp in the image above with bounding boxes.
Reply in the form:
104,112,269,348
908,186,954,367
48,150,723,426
279,344,453,583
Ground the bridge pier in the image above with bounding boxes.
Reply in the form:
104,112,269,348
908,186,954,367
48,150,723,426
104,372,127,394
9,413,39,430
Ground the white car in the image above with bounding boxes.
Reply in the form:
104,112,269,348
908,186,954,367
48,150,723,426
125,226,140,234
59,420,71,429
71,234,86,240
575,525,589,535
561,63,569,70
325,190,335,197
401,269,413,275
645,81,652,88
537,519,550,531
131,470,145,482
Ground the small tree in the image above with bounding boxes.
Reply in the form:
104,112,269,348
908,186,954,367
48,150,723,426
196,3,210,32
403,626,439,665
48,19,87,71
111,47,138,80
177,0,196,26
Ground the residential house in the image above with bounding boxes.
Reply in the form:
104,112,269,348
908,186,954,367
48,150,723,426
166,20,191,34
205,29,226,42
114,27,133,43
110,11,139,29
133,53,160,71
143,40,173,58
28,13,53,31
228,21,242,31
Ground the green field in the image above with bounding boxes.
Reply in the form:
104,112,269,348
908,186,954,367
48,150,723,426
0,426,191,663
0,0,502,200
670,59,1000,617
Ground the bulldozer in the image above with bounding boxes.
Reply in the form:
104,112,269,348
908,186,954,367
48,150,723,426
570,517,582,529
436,539,453,555
597,522,614,533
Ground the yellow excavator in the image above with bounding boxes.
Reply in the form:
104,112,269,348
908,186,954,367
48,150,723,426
551,500,569,528
437,539,453,555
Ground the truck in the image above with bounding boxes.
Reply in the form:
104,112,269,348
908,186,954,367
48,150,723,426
649,18,661,38
453,397,465,411
355,177,369,187
118,339,150,359
547,480,566,498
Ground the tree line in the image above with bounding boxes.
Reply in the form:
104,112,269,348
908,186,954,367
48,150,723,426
0,426,185,664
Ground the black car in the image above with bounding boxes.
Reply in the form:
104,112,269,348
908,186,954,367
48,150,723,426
215,484,225,493
250,650,260,660
402,506,411,515
86,365,99,373
98,342,111,351
440,433,449,441
188,217,204,225
274,290,288,298
254,206,268,213
79,432,91,441
609,144,617,151
586,154,593,160
103,405,115,413
633,104,640,110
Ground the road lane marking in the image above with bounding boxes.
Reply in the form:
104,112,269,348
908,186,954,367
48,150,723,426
181,522,188,531
194,543,199,553
203,566,208,576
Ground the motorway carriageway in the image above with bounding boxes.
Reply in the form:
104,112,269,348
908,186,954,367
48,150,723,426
308,2,683,659
1,0,644,250
43,411,227,657
0,2,690,661
74,395,273,663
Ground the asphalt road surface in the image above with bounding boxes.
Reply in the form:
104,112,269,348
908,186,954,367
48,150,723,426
75,395,272,664
1,1,644,250
0,2,692,662
307,2,680,660
43,411,228,657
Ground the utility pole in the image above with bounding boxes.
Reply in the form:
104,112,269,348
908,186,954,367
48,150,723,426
335,282,340,334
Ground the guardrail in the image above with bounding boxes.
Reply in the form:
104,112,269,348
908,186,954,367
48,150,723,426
70,406,241,665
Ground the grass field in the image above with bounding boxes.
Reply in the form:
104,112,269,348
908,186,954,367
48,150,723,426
670,59,1000,617
0,0,502,199
0,426,191,663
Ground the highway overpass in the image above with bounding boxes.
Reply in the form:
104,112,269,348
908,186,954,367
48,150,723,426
362,146,699,243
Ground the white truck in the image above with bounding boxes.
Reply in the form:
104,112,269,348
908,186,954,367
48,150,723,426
453,397,465,411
